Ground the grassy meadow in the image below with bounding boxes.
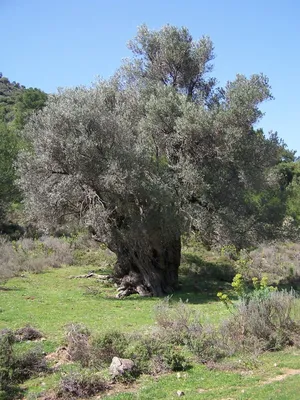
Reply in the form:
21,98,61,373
0,237,300,399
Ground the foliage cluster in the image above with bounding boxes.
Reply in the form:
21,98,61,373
0,73,47,223
221,241,300,285
218,273,300,351
0,329,47,398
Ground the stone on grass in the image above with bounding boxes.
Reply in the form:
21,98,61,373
109,357,135,378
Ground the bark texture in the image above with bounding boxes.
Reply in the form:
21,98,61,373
114,237,181,297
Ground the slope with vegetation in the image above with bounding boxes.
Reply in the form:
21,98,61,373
0,73,47,226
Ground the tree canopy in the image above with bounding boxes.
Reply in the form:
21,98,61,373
19,25,286,296
0,74,47,222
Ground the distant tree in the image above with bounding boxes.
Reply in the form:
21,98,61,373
0,123,19,220
13,88,47,130
19,25,283,296
277,159,300,224
0,76,47,224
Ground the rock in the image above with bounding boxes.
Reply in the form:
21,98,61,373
109,357,135,378
177,391,185,397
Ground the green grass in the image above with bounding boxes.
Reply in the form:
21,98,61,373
1,244,300,399
0,245,231,344
103,349,300,400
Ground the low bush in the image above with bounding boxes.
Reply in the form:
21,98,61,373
225,289,300,351
125,333,189,374
15,325,43,341
56,371,108,398
154,297,202,345
12,346,48,382
65,324,90,367
0,329,15,394
90,330,128,368
218,274,300,352
187,324,228,362
0,236,74,280
0,329,48,397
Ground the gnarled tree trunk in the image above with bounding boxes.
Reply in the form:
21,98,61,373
113,236,181,297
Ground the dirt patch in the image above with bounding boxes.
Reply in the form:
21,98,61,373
261,368,300,385
45,346,71,368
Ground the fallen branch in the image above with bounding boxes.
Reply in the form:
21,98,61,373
71,273,111,280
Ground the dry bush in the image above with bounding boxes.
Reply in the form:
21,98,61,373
239,242,300,283
0,236,74,280
15,325,43,341
56,371,108,399
154,298,203,345
222,290,300,352
65,324,90,367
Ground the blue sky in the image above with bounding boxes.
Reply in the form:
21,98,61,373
1,0,299,153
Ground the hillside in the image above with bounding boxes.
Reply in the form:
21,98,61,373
0,73,25,123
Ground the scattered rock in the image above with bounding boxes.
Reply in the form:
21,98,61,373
109,357,135,378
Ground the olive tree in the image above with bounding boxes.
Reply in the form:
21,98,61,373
19,25,282,296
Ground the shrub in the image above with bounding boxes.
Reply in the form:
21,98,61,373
65,324,90,367
223,289,300,351
90,330,128,368
187,325,227,362
125,332,189,374
0,330,15,393
15,325,43,341
162,346,189,371
57,371,107,398
0,236,74,280
0,329,47,397
154,298,202,345
12,346,48,382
